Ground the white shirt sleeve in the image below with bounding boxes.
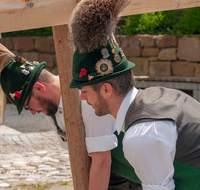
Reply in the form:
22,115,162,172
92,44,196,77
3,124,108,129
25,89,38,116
123,120,177,190
81,100,117,154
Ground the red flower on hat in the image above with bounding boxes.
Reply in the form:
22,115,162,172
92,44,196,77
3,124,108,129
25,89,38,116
15,90,22,99
79,68,87,77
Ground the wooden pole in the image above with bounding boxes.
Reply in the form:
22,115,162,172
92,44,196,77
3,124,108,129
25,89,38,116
52,25,90,190
0,85,6,125
0,34,6,125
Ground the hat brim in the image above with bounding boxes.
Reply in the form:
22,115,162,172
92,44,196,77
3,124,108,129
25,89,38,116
17,62,46,114
69,60,135,88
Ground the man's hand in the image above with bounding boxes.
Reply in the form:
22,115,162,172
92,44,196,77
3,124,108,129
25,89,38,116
89,150,111,190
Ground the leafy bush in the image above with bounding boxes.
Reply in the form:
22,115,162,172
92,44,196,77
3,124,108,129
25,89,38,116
120,10,181,36
120,7,200,36
173,7,200,35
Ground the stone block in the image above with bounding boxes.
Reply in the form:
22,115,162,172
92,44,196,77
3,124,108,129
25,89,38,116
51,67,58,75
129,57,149,75
149,61,171,76
138,34,155,47
158,48,177,60
1,37,13,50
45,67,51,72
156,35,177,48
39,53,54,68
53,54,57,66
148,57,158,61
172,61,195,76
142,47,159,57
115,35,124,47
11,50,19,56
121,35,142,57
35,36,55,53
12,37,34,51
177,36,200,61
195,63,200,77
21,52,38,62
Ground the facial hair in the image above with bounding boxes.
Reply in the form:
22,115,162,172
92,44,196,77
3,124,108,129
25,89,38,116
35,95,58,116
91,93,110,116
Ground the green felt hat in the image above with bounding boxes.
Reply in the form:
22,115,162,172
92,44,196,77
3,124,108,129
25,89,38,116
69,41,135,88
1,58,46,114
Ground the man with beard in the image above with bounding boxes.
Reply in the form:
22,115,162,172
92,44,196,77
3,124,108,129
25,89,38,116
0,43,137,190
69,0,200,190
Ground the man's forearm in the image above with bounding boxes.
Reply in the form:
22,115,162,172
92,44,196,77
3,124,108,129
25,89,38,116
89,151,111,190
89,162,110,190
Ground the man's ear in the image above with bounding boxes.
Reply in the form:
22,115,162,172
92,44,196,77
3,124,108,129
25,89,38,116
100,83,113,98
33,82,46,93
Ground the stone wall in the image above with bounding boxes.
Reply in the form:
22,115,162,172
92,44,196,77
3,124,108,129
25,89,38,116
116,35,200,77
1,35,200,77
0,36,58,75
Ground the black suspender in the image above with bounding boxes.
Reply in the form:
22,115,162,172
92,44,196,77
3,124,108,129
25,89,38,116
52,115,67,142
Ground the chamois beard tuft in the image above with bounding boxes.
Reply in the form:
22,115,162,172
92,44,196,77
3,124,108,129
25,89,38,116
70,0,130,53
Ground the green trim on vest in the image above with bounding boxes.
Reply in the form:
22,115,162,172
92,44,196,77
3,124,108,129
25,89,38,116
111,125,200,189
173,161,200,190
111,131,141,184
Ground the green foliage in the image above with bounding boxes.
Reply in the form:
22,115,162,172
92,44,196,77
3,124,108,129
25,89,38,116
120,7,200,36
173,7,200,35
121,10,180,36
13,183,54,190
12,181,73,190
2,27,52,37
59,181,73,186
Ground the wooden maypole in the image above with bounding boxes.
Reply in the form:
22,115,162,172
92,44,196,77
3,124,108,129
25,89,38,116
0,34,7,125
52,24,90,190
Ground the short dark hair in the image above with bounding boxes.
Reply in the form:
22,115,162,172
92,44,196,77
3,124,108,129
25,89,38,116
37,69,55,83
91,70,135,97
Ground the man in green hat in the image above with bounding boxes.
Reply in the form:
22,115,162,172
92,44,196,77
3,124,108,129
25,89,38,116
0,43,136,190
69,0,200,190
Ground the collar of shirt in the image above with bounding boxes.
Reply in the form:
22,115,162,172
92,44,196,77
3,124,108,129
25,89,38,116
115,87,138,134
58,96,63,108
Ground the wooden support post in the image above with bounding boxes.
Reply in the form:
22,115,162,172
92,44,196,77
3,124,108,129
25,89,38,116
0,85,6,125
0,34,6,125
52,25,90,190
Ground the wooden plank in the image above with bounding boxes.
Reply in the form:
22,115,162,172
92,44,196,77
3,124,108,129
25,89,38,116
1,0,200,33
0,0,76,33
122,0,200,16
52,25,90,190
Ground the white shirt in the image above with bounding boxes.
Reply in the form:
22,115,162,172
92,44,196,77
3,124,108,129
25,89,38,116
122,88,177,190
82,100,116,153
83,87,178,190
46,96,68,149
46,96,116,152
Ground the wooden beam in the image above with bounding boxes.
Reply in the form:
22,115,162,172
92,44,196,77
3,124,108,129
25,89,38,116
52,25,90,190
122,0,200,16
0,0,76,33
1,0,200,33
